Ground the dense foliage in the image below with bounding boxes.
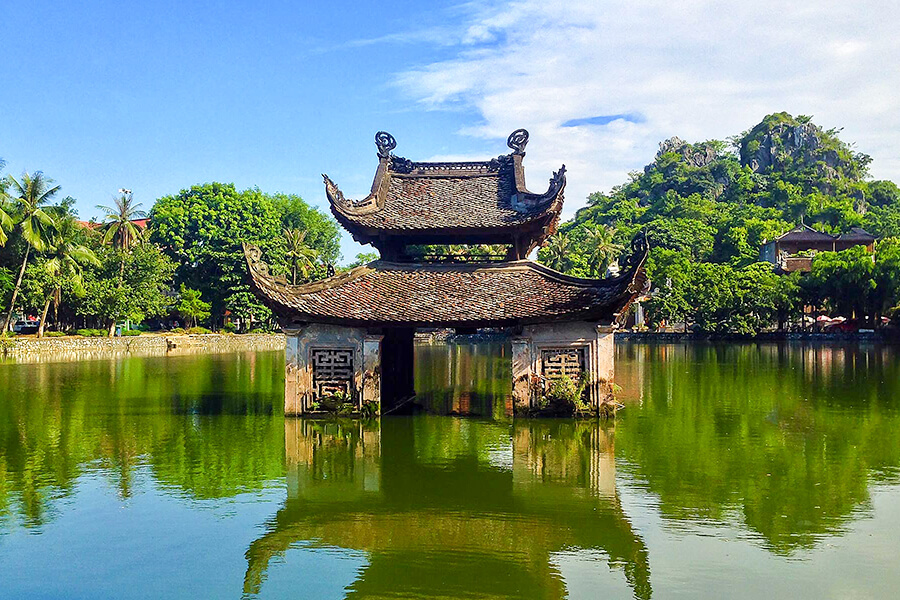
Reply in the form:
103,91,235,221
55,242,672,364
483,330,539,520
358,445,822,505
540,113,900,333
0,162,341,334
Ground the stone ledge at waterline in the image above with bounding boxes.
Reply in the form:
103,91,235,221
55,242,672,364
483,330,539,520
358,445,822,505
0,333,286,363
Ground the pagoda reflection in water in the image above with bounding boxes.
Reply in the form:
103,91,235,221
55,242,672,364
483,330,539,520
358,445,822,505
244,418,651,599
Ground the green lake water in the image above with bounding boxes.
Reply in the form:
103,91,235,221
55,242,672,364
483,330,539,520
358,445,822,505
1,342,899,599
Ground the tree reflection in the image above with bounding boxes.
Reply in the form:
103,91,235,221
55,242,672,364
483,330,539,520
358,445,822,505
615,342,900,553
0,352,285,526
244,418,651,599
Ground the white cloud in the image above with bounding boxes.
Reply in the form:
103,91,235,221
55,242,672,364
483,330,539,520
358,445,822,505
394,0,900,217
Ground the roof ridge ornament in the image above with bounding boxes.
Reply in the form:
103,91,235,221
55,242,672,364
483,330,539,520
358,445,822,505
375,131,397,158
507,128,529,155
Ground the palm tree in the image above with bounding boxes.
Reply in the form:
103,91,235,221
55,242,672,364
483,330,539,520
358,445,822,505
0,159,12,247
584,224,624,277
542,233,571,272
283,228,318,284
36,218,101,337
96,190,146,281
2,172,59,333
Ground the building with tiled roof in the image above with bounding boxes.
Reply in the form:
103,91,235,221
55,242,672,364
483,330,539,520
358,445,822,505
761,224,876,272
245,130,647,417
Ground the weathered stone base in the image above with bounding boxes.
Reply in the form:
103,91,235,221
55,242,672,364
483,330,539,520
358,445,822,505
511,322,616,417
284,324,382,416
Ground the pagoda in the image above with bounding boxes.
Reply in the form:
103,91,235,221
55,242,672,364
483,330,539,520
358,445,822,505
244,129,648,416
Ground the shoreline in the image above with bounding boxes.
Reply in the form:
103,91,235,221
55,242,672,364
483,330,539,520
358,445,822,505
617,331,899,343
0,333,286,363
1,330,894,364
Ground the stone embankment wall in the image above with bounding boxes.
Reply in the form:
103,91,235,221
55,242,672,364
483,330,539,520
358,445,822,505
1,334,286,363
617,331,894,343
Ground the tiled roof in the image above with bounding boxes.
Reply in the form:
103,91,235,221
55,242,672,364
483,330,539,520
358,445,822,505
775,224,835,243
243,242,647,328
324,131,565,253
774,224,877,246
837,227,876,242
352,171,532,230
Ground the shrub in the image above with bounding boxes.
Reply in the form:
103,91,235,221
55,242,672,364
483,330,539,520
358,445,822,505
75,328,107,337
247,327,272,334
222,323,237,333
45,331,68,337
361,400,379,418
120,329,141,337
187,326,212,335
169,327,185,334
542,375,590,415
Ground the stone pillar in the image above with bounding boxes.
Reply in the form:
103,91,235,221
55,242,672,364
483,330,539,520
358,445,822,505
284,327,302,416
363,335,384,414
511,321,617,415
510,337,533,413
282,323,367,416
595,325,615,383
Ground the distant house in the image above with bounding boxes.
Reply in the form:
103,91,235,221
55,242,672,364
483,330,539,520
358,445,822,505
760,224,876,273
75,218,150,231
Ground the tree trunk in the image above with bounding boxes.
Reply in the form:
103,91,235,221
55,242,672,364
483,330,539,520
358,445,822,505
108,318,116,337
37,295,52,338
3,245,31,333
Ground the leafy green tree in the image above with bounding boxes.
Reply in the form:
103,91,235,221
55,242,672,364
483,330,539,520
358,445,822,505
347,252,379,268
268,192,341,265
643,249,691,327
149,183,285,328
2,172,59,332
175,284,211,328
809,246,875,320
0,267,12,312
282,228,318,285
871,239,900,322
73,243,175,331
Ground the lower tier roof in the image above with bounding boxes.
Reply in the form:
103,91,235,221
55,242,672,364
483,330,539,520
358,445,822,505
243,241,647,328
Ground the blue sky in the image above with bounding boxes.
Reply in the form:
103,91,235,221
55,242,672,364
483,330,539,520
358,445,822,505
3,0,899,263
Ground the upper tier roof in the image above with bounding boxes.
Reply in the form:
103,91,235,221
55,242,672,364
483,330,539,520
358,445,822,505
324,130,566,258
243,235,648,328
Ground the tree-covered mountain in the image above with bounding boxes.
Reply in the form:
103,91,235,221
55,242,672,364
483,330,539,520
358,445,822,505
539,113,900,333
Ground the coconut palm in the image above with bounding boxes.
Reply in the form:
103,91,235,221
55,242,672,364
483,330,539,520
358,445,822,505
583,224,624,277
36,217,101,337
542,233,571,272
0,158,11,246
283,228,318,284
2,172,59,333
96,190,146,281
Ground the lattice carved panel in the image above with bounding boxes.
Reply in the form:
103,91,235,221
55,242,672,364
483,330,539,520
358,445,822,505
541,347,586,380
311,348,354,397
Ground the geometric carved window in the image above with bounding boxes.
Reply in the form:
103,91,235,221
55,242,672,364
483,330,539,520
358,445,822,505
311,348,354,397
541,347,586,380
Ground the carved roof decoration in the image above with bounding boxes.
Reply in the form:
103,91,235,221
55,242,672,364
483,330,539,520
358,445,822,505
324,130,566,256
243,233,648,328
